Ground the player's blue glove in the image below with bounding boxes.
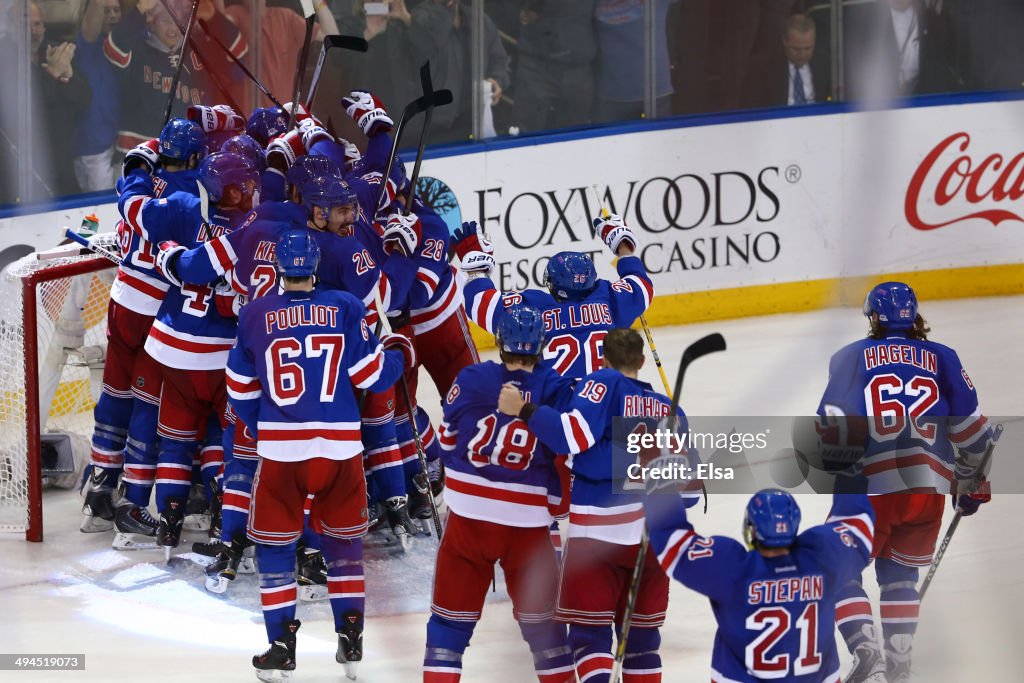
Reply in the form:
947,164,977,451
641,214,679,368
342,90,394,137
594,213,637,255
382,332,417,368
154,240,185,288
122,139,160,178
452,221,494,261
954,477,991,516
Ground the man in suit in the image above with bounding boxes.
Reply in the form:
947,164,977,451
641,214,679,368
743,12,831,109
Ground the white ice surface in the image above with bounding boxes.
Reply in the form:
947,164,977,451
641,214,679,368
2,296,1022,682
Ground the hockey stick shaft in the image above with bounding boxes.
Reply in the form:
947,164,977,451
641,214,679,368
919,422,1003,599
64,229,122,265
162,0,202,129
304,34,369,111
612,333,727,682
287,0,317,129
199,20,283,108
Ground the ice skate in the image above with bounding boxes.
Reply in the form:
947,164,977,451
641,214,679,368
844,643,887,683
885,635,913,683
386,495,418,551
111,502,159,550
297,545,328,602
207,481,222,540
410,471,433,520
336,610,363,680
184,483,210,532
157,496,186,561
199,538,247,594
80,466,117,532
253,619,300,682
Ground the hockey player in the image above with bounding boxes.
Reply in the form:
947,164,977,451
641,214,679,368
425,304,575,683
81,117,207,537
642,487,876,683
497,328,682,683
461,213,652,378
815,282,994,683
226,230,412,681
119,150,259,553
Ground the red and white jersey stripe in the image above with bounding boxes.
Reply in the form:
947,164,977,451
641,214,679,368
711,667,839,683
410,274,461,334
467,285,501,334
948,410,989,450
225,367,262,402
444,468,555,528
655,528,697,577
144,319,235,370
110,264,170,316
567,501,645,546
255,420,363,462
616,273,654,311
825,510,875,551
861,447,954,495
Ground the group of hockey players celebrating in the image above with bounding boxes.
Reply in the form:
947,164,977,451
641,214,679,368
72,78,997,682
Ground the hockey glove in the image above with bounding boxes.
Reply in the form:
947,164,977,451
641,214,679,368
382,212,422,257
266,130,306,173
122,139,160,178
340,138,361,173
452,221,494,260
594,213,637,255
382,332,417,368
155,240,186,288
213,277,243,318
300,120,334,152
187,104,245,133
283,102,321,129
460,250,495,278
342,90,394,137
954,477,991,516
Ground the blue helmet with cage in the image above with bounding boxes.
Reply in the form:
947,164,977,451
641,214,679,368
287,155,342,197
545,251,598,301
245,106,288,147
159,118,206,162
301,176,358,215
863,281,918,331
496,304,546,357
275,229,320,278
743,489,801,549
199,151,260,203
220,134,267,174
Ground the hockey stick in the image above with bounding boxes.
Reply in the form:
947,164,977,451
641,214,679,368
304,34,369,112
155,0,243,116
611,333,727,683
919,422,1003,600
64,228,122,265
287,0,317,130
197,19,285,109
162,0,202,129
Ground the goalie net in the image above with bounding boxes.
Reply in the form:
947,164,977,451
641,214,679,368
0,236,117,541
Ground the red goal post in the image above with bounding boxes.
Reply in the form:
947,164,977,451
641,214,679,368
0,237,118,541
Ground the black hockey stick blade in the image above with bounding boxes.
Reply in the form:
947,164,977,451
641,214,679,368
322,34,369,53
670,333,726,415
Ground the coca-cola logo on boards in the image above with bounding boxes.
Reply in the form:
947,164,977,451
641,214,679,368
906,132,1024,230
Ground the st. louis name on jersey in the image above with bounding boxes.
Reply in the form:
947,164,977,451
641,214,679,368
646,493,874,683
439,361,575,528
465,256,653,378
226,288,404,462
817,332,993,494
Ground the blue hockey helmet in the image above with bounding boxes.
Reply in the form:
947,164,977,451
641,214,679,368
159,118,206,162
287,155,342,196
199,151,260,203
245,106,288,147
301,175,358,215
220,134,267,174
863,281,918,330
545,251,598,301
497,304,547,357
744,489,801,549
275,229,320,278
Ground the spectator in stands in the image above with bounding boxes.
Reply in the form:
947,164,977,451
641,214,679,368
592,0,677,124
508,0,597,134
75,0,122,193
841,0,961,100
405,0,510,144
0,1,92,203
104,0,248,154
744,12,831,108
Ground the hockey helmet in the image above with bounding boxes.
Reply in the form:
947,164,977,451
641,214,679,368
245,106,289,147
744,489,801,549
287,155,343,197
497,304,547,357
863,281,917,331
275,229,320,278
301,176,358,215
159,118,206,162
199,151,260,203
220,134,267,174
545,251,598,301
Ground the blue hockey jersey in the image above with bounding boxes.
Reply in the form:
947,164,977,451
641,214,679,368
527,368,693,545
645,492,875,683
119,169,245,370
817,332,992,494
464,256,654,378
111,167,199,316
226,287,404,462
439,361,576,527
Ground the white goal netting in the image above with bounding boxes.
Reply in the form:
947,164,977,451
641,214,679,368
0,238,117,537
